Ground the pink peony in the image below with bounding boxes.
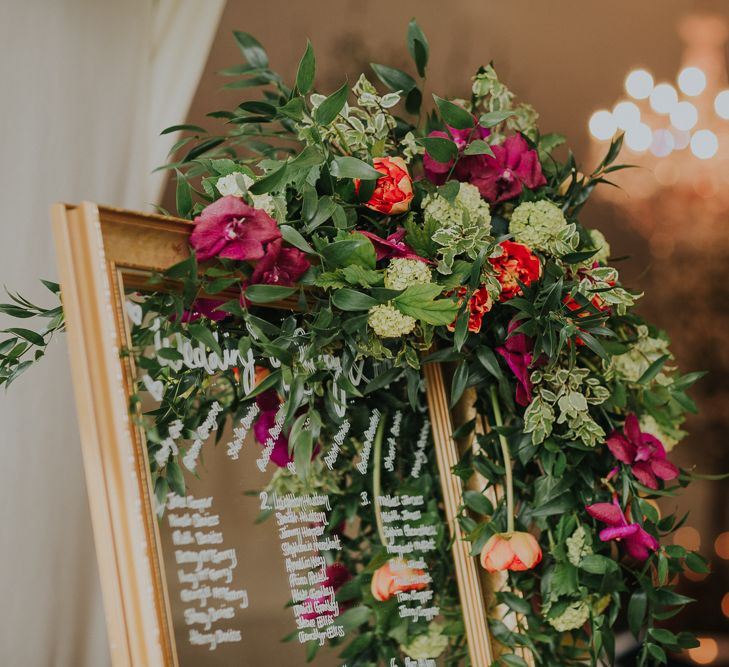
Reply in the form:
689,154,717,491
586,497,659,561
249,238,310,286
189,195,281,262
606,414,679,490
466,134,546,203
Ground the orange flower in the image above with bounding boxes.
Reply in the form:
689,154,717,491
480,532,542,573
355,157,414,215
371,558,428,602
489,240,541,302
447,285,493,334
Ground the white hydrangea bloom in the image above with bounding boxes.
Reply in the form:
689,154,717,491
547,600,591,632
566,525,592,566
509,200,578,256
401,622,449,660
216,172,283,220
384,258,432,291
367,303,416,338
216,173,245,197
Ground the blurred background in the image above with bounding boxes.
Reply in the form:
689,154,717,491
1,1,728,665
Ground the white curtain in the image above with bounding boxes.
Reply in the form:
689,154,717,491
0,1,224,664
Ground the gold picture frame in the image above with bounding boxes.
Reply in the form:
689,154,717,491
51,201,495,667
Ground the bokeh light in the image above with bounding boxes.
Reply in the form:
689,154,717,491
722,592,729,619
714,531,729,559
714,89,729,119
613,101,641,130
674,526,701,551
650,129,675,157
687,637,719,664
678,66,707,96
625,69,654,99
589,110,617,140
690,130,719,159
650,83,679,114
625,123,652,152
670,101,698,131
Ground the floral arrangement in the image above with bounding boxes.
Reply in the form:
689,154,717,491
0,20,709,667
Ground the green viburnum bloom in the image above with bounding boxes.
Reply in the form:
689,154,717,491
566,525,592,566
384,258,432,291
423,182,493,274
400,622,449,661
611,325,673,384
547,599,591,632
367,303,416,338
509,200,579,257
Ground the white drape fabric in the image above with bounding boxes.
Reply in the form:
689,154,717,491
0,1,224,664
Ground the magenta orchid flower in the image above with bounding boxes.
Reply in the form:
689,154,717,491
357,228,428,263
189,195,281,262
496,320,534,407
176,298,228,323
606,414,679,490
586,497,658,561
467,134,546,203
423,125,490,184
249,238,310,286
253,389,320,468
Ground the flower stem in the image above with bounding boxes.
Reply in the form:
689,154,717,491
490,384,515,534
372,411,389,547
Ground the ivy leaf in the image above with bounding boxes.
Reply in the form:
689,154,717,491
249,163,288,194
244,285,297,304
417,137,458,163
433,95,473,130
332,288,378,311
280,225,316,254
295,40,315,94
233,31,269,68
638,354,670,384
166,460,186,496
407,18,429,77
187,323,222,356
479,110,515,127
175,169,192,217
330,156,382,180
314,82,349,125
371,63,417,93
450,361,469,407
476,346,503,380
463,490,492,515
463,139,494,157
628,590,647,639
393,284,458,325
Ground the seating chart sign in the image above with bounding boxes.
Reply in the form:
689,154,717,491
51,204,494,667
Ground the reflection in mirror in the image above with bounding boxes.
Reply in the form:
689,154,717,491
124,287,465,667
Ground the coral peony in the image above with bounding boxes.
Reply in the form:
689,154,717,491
371,558,428,602
480,531,542,572
489,240,541,301
448,285,493,334
356,156,413,215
